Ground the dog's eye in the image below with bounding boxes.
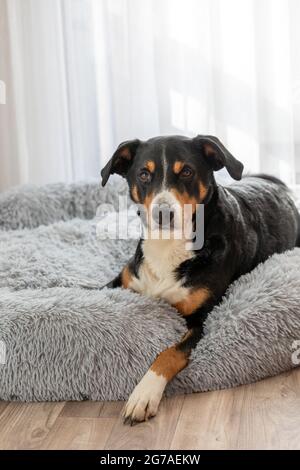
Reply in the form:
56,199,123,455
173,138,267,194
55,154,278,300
138,169,151,183
180,166,193,178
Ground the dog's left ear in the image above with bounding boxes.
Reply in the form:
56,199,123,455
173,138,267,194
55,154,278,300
101,139,141,186
193,135,244,181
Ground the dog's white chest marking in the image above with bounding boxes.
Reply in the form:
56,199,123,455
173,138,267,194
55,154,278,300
129,238,192,304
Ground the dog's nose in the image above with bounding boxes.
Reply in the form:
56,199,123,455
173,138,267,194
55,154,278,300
152,204,175,228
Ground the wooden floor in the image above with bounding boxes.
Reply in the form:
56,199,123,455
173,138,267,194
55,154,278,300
0,368,300,450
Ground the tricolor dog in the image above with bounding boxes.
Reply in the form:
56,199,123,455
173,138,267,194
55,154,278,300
101,135,300,424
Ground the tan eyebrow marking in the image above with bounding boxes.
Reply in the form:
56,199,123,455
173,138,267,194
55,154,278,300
145,161,155,173
173,161,185,174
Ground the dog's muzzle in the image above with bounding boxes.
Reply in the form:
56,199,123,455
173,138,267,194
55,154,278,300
151,203,175,229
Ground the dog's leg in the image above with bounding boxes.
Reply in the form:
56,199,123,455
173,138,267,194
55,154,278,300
123,321,206,425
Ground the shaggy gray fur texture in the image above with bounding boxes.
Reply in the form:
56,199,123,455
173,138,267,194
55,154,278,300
0,179,299,401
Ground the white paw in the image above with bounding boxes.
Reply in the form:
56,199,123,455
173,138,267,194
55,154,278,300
123,370,167,424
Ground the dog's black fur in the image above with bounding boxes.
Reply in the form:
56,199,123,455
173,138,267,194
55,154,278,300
101,136,300,321
101,135,300,422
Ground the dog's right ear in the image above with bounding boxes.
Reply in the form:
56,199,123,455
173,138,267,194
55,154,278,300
193,135,244,181
101,139,141,187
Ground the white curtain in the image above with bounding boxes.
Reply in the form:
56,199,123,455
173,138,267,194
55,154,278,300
1,0,300,191
0,0,100,190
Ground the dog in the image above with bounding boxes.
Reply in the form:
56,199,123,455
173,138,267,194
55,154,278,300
101,134,300,424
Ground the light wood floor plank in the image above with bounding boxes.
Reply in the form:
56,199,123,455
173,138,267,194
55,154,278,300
60,401,104,418
233,369,300,449
104,395,185,450
1,369,299,450
40,417,116,450
0,402,65,450
99,401,124,418
171,369,300,450
0,402,9,416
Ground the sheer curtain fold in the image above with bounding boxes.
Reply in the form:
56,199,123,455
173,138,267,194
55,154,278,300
0,0,100,190
0,0,299,190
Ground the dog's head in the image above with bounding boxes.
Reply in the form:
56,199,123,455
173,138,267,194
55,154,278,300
101,135,243,231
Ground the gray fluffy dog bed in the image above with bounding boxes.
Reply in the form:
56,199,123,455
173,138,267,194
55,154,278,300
0,178,299,402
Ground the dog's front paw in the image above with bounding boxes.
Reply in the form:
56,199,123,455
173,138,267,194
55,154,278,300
123,370,167,425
